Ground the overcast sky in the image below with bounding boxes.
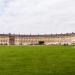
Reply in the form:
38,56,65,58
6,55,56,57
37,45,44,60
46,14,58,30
0,0,75,34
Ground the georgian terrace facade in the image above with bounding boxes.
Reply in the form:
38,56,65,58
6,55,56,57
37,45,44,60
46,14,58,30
0,33,75,45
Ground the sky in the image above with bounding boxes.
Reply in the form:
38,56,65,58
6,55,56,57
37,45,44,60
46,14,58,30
0,0,75,34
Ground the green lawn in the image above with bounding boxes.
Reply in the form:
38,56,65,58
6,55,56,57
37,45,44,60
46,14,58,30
0,45,75,75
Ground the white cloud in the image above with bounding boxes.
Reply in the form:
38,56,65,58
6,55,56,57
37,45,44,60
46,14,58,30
0,0,75,34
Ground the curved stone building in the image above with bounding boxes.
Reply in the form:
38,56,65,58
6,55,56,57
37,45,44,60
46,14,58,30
0,33,75,45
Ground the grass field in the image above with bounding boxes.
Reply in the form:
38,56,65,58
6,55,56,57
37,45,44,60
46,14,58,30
0,45,75,75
